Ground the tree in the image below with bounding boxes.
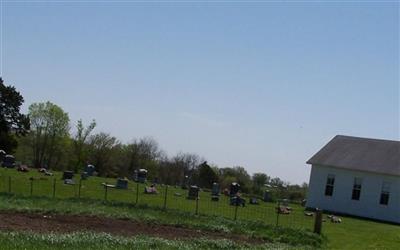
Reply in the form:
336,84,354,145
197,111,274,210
0,78,30,153
218,166,251,193
29,101,70,169
197,161,218,188
72,119,96,173
87,132,119,177
171,152,202,185
157,156,179,185
252,173,270,195
122,137,162,179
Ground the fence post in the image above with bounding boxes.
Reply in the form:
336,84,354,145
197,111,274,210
135,182,139,205
163,185,168,210
52,179,56,198
234,202,239,220
276,200,281,227
8,176,11,193
195,196,199,215
104,184,108,201
78,178,82,198
314,208,323,234
30,178,33,196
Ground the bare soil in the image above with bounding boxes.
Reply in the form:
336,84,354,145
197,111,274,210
0,212,265,244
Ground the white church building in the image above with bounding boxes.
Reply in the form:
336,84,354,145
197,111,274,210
306,135,400,224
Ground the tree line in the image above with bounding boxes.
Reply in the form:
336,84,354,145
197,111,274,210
0,78,307,201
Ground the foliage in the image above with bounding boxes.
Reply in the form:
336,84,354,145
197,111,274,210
219,166,252,193
28,101,70,169
11,100,307,200
87,132,119,177
198,161,219,188
252,173,270,195
72,119,96,173
0,78,30,153
119,137,162,180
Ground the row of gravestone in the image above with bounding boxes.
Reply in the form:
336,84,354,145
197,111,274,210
0,150,16,168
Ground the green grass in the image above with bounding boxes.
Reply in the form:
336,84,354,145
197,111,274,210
322,216,400,250
0,168,399,249
0,232,303,250
0,194,323,248
0,167,313,230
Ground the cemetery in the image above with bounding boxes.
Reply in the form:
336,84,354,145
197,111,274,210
0,163,314,229
0,152,399,249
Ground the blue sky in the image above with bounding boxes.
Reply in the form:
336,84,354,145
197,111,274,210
1,1,399,183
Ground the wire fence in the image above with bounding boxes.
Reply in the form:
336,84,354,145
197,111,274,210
0,173,317,232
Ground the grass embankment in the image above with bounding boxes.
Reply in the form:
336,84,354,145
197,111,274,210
0,232,300,250
1,168,399,249
0,194,323,249
0,167,313,229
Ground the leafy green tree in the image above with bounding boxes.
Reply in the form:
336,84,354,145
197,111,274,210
219,166,251,193
198,161,218,188
0,78,30,153
29,101,70,169
72,119,96,173
252,173,270,195
172,153,202,185
121,137,162,179
87,132,119,177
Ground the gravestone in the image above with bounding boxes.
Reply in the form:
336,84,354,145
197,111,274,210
187,185,199,200
230,182,240,197
211,182,220,201
63,171,74,184
135,169,147,183
2,155,15,168
116,178,128,189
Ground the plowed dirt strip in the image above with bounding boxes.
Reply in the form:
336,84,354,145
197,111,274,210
0,212,265,244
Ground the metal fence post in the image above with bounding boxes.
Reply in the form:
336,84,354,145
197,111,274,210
78,178,82,198
52,179,56,198
30,179,33,196
135,182,139,205
234,202,238,220
314,208,323,234
276,200,281,227
104,184,108,201
8,176,11,193
195,196,199,215
163,185,168,210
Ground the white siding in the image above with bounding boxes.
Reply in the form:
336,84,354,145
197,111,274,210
306,165,400,224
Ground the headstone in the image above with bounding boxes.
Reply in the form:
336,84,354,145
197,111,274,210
230,196,246,207
230,182,240,196
85,164,96,176
249,197,258,205
2,155,15,168
62,171,74,180
187,185,199,200
211,182,220,201
116,178,128,189
263,190,271,202
136,169,147,183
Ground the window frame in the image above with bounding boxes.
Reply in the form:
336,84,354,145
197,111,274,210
351,177,362,201
324,174,335,197
379,181,390,206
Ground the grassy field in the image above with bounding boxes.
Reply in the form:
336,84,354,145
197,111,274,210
0,194,322,249
0,168,399,249
0,232,305,250
0,167,313,230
